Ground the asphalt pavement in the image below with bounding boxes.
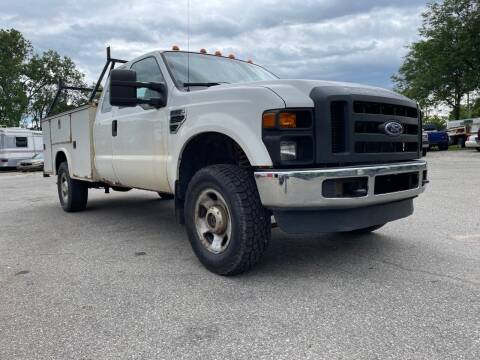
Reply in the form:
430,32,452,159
0,150,479,359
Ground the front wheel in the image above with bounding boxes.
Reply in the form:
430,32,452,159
422,148,427,157
57,162,88,212
184,165,270,275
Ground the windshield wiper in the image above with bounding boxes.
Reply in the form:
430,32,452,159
183,82,229,87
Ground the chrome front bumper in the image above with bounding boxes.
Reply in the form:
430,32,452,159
254,160,427,209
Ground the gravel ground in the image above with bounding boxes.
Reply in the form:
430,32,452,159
0,150,479,360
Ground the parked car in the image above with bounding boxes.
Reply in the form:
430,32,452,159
0,128,43,168
17,152,44,171
465,126,480,152
422,131,429,156
41,48,428,275
447,118,480,147
423,124,449,150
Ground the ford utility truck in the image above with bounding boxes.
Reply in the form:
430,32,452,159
42,49,428,275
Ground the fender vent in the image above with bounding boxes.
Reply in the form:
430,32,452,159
170,109,186,133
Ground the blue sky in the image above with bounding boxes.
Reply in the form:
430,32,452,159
1,0,428,89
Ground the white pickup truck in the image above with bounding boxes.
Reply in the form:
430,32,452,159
42,49,428,275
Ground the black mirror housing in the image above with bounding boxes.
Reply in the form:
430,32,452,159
109,69,167,108
110,69,137,107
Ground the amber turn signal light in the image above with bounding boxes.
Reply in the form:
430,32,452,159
279,112,297,128
262,112,276,129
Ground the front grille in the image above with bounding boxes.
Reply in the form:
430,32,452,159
334,100,419,156
355,142,418,153
310,86,420,165
354,101,418,118
354,121,418,135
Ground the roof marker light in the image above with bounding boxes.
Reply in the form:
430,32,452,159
200,48,207,54
172,45,180,51
214,50,222,56
228,53,235,59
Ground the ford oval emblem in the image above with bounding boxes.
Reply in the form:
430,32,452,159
382,121,404,137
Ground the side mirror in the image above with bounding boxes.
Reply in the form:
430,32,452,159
109,69,167,108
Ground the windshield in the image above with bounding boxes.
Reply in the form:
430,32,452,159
163,52,277,87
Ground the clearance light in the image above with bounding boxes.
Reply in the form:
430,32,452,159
172,45,180,51
214,50,222,56
200,48,207,54
247,59,253,64
262,112,276,129
279,112,297,128
228,53,235,59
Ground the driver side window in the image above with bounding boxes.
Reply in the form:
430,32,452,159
131,57,165,101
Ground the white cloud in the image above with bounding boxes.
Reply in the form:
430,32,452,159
1,0,427,88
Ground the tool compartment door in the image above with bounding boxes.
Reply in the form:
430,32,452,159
70,106,95,179
50,113,71,144
42,120,53,174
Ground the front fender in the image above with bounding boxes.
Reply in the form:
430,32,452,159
166,86,285,190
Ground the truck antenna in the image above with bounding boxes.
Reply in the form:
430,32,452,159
187,0,191,90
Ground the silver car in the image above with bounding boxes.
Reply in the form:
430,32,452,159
422,131,429,156
17,152,44,172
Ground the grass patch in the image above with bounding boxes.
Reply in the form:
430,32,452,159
448,145,465,151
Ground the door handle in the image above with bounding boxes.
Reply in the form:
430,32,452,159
112,120,117,137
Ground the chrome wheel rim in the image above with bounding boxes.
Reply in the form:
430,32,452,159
194,188,232,254
60,172,69,204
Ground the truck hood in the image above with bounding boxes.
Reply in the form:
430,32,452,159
212,79,415,108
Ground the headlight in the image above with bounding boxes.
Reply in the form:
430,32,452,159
262,109,314,166
280,141,297,161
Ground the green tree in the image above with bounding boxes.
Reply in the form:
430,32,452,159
393,0,480,120
25,50,88,128
449,95,480,119
0,28,89,129
424,114,447,130
0,29,30,127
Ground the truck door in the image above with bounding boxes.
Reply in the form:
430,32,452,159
93,79,119,183
112,56,169,190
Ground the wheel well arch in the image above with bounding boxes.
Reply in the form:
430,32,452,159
175,132,251,221
55,151,67,172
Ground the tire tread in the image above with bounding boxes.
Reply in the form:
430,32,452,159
185,164,270,275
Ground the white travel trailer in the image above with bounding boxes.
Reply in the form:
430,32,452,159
0,128,43,168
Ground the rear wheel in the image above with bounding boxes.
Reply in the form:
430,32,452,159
184,164,270,275
476,148,480,152
57,162,88,212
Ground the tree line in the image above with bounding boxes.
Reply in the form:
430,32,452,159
393,0,480,124
0,29,89,129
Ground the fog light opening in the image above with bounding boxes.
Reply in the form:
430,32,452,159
280,141,297,161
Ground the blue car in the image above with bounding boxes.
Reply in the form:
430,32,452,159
423,124,449,150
